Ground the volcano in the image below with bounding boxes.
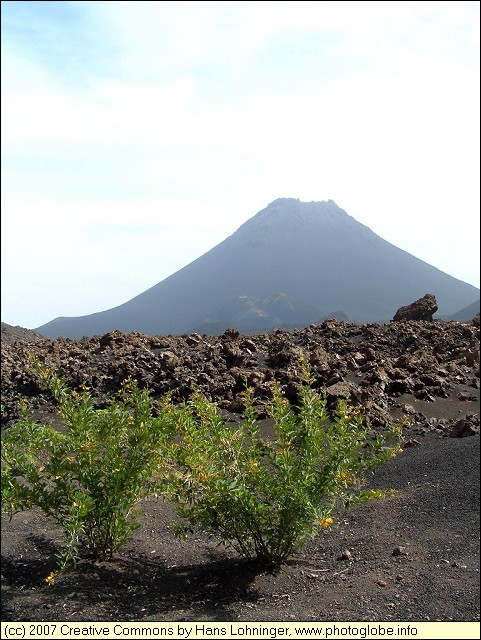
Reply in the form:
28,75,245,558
35,198,479,338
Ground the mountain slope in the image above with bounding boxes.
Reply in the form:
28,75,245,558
442,299,480,322
35,199,480,338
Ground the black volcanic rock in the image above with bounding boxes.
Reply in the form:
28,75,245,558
2,319,479,441
392,293,438,322
34,199,480,339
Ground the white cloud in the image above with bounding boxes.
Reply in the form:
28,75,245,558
1,0,479,328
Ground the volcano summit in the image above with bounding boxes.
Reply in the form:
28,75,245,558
35,199,479,338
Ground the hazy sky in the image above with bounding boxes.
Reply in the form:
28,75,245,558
2,1,480,330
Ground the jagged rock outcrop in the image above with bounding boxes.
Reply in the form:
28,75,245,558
392,293,438,322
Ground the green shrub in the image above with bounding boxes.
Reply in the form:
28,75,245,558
165,361,403,567
1,359,404,576
1,365,171,577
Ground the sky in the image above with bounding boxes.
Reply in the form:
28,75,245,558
1,0,480,330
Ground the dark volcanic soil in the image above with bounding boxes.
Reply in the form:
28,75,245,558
1,318,480,623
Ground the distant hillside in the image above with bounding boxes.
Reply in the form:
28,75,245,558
442,300,480,322
35,198,480,338
1,322,45,346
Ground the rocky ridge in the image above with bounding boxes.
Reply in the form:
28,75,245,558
2,315,479,442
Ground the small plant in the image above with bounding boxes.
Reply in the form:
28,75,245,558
165,361,403,567
1,363,172,574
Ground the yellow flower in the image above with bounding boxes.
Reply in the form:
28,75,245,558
336,471,362,487
112,468,121,473
45,571,57,586
336,470,352,483
389,447,403,458
319,517,333,529
366,489,390,500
